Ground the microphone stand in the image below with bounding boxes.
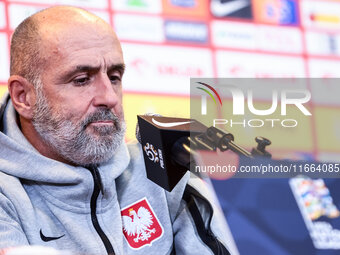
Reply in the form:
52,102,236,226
192,126,272,158
192,126,253,158
171,126,272,170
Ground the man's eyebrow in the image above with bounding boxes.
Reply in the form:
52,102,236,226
107,63,126,75
75,65,101,72
61,63,125,81
61,65,101,81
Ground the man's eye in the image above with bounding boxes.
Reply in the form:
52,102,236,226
110,75,121,84
73,77,90,86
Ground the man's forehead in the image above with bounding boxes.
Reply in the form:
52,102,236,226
35,6,114,44
42,23,115,46
28,6,122,73
39,18,112,40
38,18,119,58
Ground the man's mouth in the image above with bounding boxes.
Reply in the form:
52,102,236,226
89,120,114,126
82,110,120,131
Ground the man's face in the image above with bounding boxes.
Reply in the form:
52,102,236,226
31,21,126,166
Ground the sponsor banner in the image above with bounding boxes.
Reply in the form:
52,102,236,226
314,106,340,152
305,31,340,56
290,177,340,249
114,14,164,43
162,0,208,18
301,0,340,30
215,50,306,78
211,21,302,53
211,20,257,49
123,93,189,141
258,25,302,53
210,0,253,19
122,43,213,95
112,0,162,14
164,20,208,43
0,2,5,29
0,33,9,83
253,0,298,25
7,0,107,9
308,58,340,78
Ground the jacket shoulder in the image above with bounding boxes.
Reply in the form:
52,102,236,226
0,171,29,208
0,171,24,194
0,171,25,222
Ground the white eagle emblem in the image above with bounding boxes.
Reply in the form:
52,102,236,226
121,198,163,249
122,207,156,242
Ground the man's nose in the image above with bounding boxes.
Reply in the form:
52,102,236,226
92,75,119,109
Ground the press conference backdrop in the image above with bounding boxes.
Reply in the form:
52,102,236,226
0,0,340,254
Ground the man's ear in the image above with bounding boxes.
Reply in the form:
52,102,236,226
8,75,36,120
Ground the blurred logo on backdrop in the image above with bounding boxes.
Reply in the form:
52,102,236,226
170,0,196,7
114,14,164,43
306,31,340,57
290,177,340,249
253,0,298,25
211,20,303,54
164,20,208,43
163,0,208,17
301,0,340,29
112,0,162,13
210,0,253,19
126,0,149,7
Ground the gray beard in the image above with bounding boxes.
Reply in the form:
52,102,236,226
31,86,126,166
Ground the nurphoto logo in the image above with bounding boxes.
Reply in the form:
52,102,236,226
195,81,312,128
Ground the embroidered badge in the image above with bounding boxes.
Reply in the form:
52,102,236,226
121,197,163,249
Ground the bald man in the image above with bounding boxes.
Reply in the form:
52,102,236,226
0,6,231,255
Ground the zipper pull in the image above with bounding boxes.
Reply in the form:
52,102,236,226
89,165,105,196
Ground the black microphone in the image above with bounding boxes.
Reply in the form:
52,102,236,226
136,115,207,191
135,113,161,145
136,114,255,191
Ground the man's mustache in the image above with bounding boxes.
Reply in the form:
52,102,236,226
81,109,120,130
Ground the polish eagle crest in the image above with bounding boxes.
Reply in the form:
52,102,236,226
122,207,155,242
121,198,163,249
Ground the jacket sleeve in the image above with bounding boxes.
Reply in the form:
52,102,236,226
166,173,237,255
0,192,29,248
